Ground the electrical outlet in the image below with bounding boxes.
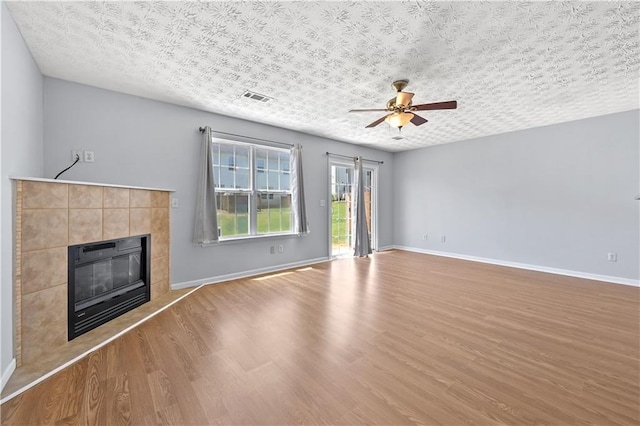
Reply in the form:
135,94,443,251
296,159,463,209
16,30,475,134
441,235,446,243
607,252,617,262
84,151,95,163
320,199,326,207
71,150,83,162
270,246,275,254
171,198,179,208
422,233,428,240
278,244,284,253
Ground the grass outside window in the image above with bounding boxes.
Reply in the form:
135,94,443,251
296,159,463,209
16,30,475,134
217,207,292,238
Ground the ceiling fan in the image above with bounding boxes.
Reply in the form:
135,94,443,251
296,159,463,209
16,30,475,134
349,80,457,129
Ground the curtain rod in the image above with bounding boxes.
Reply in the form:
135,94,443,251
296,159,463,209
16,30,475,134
199,127,294,148
326,152,384,164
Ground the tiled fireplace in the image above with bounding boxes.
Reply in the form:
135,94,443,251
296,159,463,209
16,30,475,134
13,179,171,366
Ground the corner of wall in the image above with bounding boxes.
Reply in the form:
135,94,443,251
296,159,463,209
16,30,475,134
1,0,46,384
0,0,4,393
1,358,16,393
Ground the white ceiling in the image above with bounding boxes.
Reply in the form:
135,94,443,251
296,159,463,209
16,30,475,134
6,1,640,152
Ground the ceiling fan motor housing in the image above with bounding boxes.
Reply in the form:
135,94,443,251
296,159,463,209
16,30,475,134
386,97,413,111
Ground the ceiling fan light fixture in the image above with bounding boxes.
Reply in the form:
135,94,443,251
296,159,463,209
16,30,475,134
385,111,414,128
395,91,414,107
349,80,456,130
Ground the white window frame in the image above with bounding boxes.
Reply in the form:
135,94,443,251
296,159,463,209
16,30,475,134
212,138,294,241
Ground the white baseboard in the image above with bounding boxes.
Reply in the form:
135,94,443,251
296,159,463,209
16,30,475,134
1,358,16,393
171,257,331,290
393,245,640,287
376,245,396,252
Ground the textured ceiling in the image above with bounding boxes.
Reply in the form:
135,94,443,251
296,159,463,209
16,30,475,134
6,1,640,152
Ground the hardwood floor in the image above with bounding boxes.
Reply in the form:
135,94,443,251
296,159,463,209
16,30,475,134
1,250,638,425
1,288,195,398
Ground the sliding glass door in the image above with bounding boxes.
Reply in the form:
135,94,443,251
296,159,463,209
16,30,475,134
329,162,376,257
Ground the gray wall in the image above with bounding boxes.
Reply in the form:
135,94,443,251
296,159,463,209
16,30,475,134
1,2,44,380
393,110,640,281
43,78,394,286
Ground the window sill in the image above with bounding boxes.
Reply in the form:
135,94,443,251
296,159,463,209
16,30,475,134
197,232,301,247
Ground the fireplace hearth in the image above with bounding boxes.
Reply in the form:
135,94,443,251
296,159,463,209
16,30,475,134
68,234,151,340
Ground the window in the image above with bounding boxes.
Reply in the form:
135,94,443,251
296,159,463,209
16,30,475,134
212,140,292,239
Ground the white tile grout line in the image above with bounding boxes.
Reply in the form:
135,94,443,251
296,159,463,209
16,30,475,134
0,283,206,405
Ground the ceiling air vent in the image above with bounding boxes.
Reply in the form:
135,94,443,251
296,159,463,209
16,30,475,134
242,90,273,103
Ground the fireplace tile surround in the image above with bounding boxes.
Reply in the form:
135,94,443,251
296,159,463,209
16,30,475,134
12,178,173,368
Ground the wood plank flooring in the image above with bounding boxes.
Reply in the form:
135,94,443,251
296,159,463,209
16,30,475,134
1,250,638,425
1,288,195,398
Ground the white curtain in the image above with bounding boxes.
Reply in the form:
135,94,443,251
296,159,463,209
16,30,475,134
353,156,372,257
193,126,219,245
291,144,310,235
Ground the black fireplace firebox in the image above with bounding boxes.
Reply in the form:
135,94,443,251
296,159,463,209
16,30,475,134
68,234,150,340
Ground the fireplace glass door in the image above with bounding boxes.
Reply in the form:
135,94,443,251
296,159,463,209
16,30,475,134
74,251,143,310
68,235,150,340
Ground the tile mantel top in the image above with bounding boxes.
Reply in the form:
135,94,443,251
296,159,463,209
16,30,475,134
10,177,174,192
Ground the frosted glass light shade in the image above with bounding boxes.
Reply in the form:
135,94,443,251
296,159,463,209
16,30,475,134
395,91,414,107
385,112,414,127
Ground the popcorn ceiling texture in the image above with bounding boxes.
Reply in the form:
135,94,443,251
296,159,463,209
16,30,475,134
6,1,639,151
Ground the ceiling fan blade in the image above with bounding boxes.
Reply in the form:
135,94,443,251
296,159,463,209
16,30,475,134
365,115,389,128
410,114,428,126
412,100,457,111
396,91,414,106
349,108,388,112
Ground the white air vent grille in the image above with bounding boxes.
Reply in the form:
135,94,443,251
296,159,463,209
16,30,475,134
242,90,273,103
